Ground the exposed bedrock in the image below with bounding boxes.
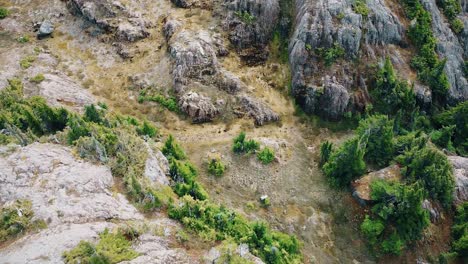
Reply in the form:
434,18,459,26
224,0,280,64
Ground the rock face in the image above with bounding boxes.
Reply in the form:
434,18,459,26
37,73,96,112
145,145,171,186
239,95,280,126
420,0,468,104
224,0,280,64
449,156,468,205
67,0,149,41
289,0,405,119
179,91,220,123
0,143,142,226
352,165,402,205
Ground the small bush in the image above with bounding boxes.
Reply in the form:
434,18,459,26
396,146,455,206
322,135,367,188
451,18,464,34
19,55,36,69
452,202,468,257
319,141,334,166
232,132,259,154
257,147,275,164
63,228,139,264
136,121,157,138
17,35,30,43
0,200,45,242
234,11,256,24
0,7,9,19
357,115,394,167
30,74,45,83
353,0,369,17
315,43,345,66
208,158,226,177
162,135,187,160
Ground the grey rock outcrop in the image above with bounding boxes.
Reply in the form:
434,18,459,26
0,143,142,227
37,73,96,112
449,155,468,205
179,91,220,123
67,0,149,41
37,20,54,38
145,144,171,186
422,199,441,222
239,95,279,126
420,0,468,104
289,0,405,119
224,0,280,64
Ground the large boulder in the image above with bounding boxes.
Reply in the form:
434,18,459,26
179,91,220,123
449,156,468,205
238,95,279,126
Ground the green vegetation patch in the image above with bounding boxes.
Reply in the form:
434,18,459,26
315,42,345,66
257,147,275,164
62,228,139,264
451,202,468,258
0,200,46,243
434,101,468,156
138,90,179,113
208,157,226,177
30,74,45,83
232,132,260,154
361,180,429,255
234,11,256,25
169,195,302,263
402,0,450,102
19,55,36,69
436,0,464,33
0,7,9,19
353,0,369,17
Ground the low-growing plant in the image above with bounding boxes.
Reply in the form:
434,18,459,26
232,132,260,154
19,55,36,69
62,228,139,264
234,10,256,24
162,135,187,160
257,147,275,164
138,90,179,112
208,158,226,177
17,35,30,43
0,200,46,242
0,7,9,19
357,115,394,167
30,74,45,83
353,0,369,17
315,42,345,66
319,141,334,166
451,202,468,257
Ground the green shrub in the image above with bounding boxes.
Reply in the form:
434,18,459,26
232,132,260,154
434,101,468,156
397,146,455,206
437,0,463,34
452,202,468,257
84,104,107,125
162,135,187,160
371,57,416,125
315,42,345,66
322,135,367,187
170,159,208,200
357,115,394,167
30,74,45,83
0,200,45,242
257,147,275,164
0,7,9,19
361,180,429,255
17,35,30,43
138,91,179,112
353,0,369,17
208,158,226,177
451,18,464,34
136,121,157,138
319,141,334,166
430,125,455,151
19,55,36,69
168,195,302,263
63,228,139,264
234,11,256,24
